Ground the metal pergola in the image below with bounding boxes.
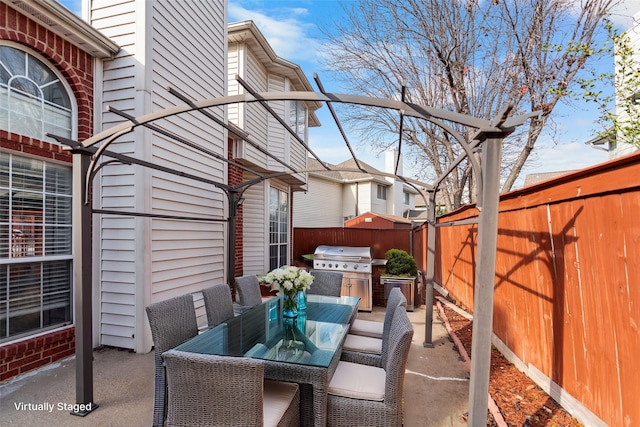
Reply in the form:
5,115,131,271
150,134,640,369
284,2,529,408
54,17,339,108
52,79,538,425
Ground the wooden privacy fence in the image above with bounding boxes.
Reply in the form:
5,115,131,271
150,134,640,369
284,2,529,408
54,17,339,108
292,227,413,261
428,152,640,427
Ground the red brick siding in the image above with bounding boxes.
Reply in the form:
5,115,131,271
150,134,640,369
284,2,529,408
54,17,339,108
0,327,75,382
228,138,244,279
0,5,98,380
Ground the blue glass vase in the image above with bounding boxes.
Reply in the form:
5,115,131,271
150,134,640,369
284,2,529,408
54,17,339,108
282,291,298,318
297,289,307,310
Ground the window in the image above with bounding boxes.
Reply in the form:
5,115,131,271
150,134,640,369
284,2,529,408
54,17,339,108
0,152,73,341
269,187,289,270
0,45,72,143
404,191,410,205
377,184,387,200
289,100,306,140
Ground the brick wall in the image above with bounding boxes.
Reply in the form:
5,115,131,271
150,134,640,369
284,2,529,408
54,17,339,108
228,138,244,279
0,327,75,382
0,4,97,382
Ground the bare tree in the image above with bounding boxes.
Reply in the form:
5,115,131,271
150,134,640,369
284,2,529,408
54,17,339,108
322,0,619,210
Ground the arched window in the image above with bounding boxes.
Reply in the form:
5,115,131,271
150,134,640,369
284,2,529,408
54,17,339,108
0,45,72,143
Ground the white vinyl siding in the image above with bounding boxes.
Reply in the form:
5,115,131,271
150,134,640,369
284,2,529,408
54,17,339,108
267,74,286,171
228,43,240,126
242,50,269,168
91,0,227,351
242,178,267,274
293,177,343,228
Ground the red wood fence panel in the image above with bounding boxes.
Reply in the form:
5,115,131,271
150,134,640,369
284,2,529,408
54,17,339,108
429,152,640,427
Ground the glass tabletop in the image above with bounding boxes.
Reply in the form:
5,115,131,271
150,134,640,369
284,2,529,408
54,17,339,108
174,295,359,367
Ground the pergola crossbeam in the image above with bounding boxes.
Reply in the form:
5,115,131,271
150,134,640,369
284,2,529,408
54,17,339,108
60,89,537,427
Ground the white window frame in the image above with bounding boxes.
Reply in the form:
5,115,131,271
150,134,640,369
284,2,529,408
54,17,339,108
1,152,73,342
268,186,289,270
377,184,387,200
0,42,76,144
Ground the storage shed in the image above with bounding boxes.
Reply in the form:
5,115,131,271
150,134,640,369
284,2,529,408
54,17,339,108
345,212,413,229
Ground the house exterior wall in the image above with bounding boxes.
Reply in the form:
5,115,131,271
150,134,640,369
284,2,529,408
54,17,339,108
0,2,98,380
614,13,640,158
90,0,227,352
293,177,343,228
370,182,387,213
242,175,267,273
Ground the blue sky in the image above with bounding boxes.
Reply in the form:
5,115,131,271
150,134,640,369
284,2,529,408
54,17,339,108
59,0,640,187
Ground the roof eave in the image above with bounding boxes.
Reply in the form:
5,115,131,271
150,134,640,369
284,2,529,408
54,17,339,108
7,0,119,58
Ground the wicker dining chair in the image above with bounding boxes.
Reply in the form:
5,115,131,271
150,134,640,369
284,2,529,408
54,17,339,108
341,287,407,367
308,270,343,297
145,294,199,427
235,274,263,307
326,305,414,427
162,350,300,427
349,287,407,339
202,283,235,328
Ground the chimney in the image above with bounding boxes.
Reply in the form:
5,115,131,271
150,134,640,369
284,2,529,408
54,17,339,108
385,148,403,175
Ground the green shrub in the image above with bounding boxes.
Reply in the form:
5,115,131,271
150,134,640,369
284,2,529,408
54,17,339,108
384,249,417,277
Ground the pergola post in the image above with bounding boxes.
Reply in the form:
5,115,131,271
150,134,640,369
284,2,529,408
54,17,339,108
71,152,97,415
423,189,437,347
467,136,502,426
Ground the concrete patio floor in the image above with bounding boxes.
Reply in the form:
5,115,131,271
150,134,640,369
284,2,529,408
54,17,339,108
0,304,469,426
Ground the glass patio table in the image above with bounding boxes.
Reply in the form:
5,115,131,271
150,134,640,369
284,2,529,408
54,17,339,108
173,294,359,427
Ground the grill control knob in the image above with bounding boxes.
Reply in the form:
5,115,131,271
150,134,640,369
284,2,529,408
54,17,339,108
353,264,358,270
343,263,348,269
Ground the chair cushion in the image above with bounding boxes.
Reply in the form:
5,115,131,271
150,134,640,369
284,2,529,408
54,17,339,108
328,361,386,401
350,318,384,339
343,334,382,354
263,380,298,427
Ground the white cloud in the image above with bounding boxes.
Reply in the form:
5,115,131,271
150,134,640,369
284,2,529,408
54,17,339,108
608,0,640,27
228,2,322,65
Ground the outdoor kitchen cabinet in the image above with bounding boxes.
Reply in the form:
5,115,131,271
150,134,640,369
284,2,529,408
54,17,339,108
341,276,372,312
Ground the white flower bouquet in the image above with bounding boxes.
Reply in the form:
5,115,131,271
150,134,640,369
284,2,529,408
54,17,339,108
262,266,313,314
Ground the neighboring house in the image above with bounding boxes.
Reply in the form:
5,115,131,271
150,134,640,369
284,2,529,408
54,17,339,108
586,11,640,158
0,2,318,381
227,20,320,274
0,0,118,380
523,170,577,187
293,150,420,227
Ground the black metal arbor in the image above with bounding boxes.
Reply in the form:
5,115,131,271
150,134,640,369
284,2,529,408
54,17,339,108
53,81,537,425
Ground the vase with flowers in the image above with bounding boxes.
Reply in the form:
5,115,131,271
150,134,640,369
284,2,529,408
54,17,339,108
262,266,313,318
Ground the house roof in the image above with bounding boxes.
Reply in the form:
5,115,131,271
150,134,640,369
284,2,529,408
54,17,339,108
306,158,390,185
523,170,577,187
366,212,413,224
228,20,321,127
6,0,119,58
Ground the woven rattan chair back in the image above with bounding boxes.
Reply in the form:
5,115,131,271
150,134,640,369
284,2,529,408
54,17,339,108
202,283,235,328
163,351,264,426
235,275,263,307
308,270,343,297
380,288,407,360
383,305,414,408
145,294,198,427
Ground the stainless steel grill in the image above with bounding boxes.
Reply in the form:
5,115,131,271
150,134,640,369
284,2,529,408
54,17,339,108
313,245,372,311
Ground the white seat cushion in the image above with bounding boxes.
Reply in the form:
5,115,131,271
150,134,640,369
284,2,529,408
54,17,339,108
328,361,386,401
343,333,382,354
350,318,384,339
263,380,298,427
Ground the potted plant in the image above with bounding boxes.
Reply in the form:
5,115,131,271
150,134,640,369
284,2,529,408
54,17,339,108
380,249,418,311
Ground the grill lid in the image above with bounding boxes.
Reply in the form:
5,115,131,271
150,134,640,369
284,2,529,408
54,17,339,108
313,245,372,262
